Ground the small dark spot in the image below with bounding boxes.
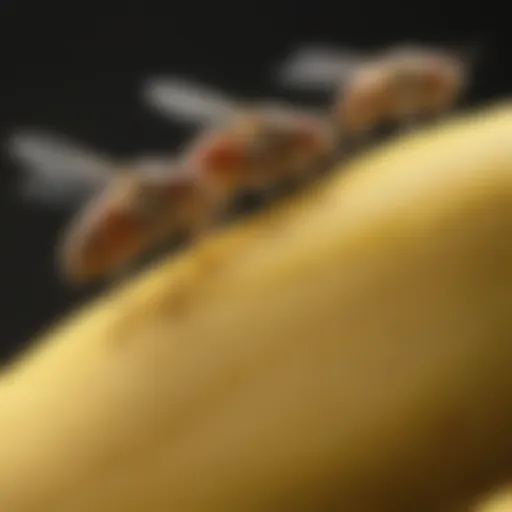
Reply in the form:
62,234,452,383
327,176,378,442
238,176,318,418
374,122,396,140
232,190,268,216
162,286,192,317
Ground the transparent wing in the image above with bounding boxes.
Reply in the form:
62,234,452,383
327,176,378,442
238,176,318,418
274,45,368,90
6,129,113,206
141,76,240,126
18,175,101,207
129,155,175,172
385,40,484,70
391,40,482,60
127,155,181,182
252,99,327,122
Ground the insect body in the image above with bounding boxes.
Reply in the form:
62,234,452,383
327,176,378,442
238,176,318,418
338,47,468,136
6,111,330,286
7,131,209,284
58,169,209,285
275,43,475,140
185,114,332,205
142,78,336,195
7,80,340,286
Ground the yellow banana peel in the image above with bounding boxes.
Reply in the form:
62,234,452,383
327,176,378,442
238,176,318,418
2,101,512,511
476,488,512,512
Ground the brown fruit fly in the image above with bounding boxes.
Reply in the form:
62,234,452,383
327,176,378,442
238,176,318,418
7,81,338,286
141,77,336,195
7,130,210,285
274,42,478,140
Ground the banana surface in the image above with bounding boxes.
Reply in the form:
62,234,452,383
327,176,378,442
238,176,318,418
1,101,512,511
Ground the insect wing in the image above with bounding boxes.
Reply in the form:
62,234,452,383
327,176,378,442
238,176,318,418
7,129,113,207
142,76,239,127
252,100,326,124
127,155,180,181
274,44,367,90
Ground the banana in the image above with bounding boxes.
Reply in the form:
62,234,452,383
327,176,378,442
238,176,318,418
475,487,512,511
1,101,512,511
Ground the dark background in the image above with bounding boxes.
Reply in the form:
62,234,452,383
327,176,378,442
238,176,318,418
0,2,508,363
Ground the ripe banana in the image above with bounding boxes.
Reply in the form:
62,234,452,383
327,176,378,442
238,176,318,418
1,101,512,511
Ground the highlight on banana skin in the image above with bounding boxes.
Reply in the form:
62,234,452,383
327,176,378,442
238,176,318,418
3,40,512,511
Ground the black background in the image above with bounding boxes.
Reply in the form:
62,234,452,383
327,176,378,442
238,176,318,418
0,1,508,363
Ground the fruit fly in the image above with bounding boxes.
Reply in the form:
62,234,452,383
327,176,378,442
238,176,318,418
274,43,478,140
7,130,211,285
58,169,211,285
7,82,336,286
141,77,336,195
